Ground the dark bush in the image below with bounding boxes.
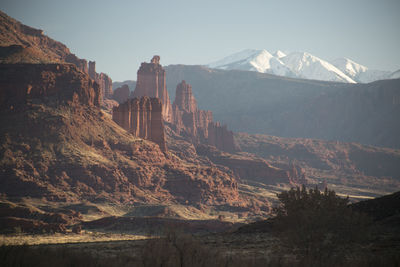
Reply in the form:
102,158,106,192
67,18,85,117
273,186,372,263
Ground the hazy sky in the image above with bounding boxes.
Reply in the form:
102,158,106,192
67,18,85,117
1,0,400,81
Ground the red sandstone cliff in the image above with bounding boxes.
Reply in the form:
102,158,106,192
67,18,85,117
112,97,167,152
0,63,101,109
99,72,113,98
172,81,213,142
88,61,113,100
172,80,236,152
132,56,173,122
174,80,197,113
0,11,112,103
208,122,236,153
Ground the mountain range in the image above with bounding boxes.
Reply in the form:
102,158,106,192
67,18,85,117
208,49,398,83
165,64,400,149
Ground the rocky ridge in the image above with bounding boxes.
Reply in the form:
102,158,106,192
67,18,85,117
0,63,101,109
0,10,113,102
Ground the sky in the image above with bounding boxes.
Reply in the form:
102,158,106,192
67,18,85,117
1,0,400,81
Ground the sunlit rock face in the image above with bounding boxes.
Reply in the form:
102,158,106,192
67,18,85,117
112,96,167,152
132,56,173,123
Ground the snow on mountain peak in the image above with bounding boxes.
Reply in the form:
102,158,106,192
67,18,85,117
280,52,356,83
331,57,368,78
207,49,393,83
273,50,286,58
208,49,261,69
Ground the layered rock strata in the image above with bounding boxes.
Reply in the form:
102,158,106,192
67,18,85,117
132,56,173,122
0,63,101,109
112,97,167,152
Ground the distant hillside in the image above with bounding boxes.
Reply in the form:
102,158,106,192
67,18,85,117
165,65,400,149
235,132,400,196
112,80,136,91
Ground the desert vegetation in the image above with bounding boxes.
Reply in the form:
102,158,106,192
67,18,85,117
1,187,399,267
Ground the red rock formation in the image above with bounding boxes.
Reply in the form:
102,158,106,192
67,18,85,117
174,80,197,113
113,84,130,103
112,97,167,152
88,61,96,80
172,80,236,152
132,56,173,122
208,122,236,153
99,72,113,98
87,61,113,100
65,54,88,74
0,63,101,109
173,81,212,142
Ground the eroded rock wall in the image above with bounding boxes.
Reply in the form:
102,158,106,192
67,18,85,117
172,80,236,152
112,97,167,152
132,56,173,122
208,122,236,153
0,63,101,109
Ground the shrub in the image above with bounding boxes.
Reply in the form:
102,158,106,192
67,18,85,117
273,186,371,262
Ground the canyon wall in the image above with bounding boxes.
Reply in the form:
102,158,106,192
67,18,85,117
0,63,101,109
132,56,173,122
112,97,167,152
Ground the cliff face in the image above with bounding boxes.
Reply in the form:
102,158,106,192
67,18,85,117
132,56,173,122
98,72,113,98
0,63,101,109
207,122,236,153
172,81,212,141
174,80,197,113
172,80,236,152
88,61,113,100
112,97,167,152
0,11,113,102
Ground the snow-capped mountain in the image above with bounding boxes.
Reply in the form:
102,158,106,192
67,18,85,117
330,58,368,80
281,52,355,83
208,49,394,83
330,57,391,83
208,49,294,77
273,50,286,58
389,69,400,79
